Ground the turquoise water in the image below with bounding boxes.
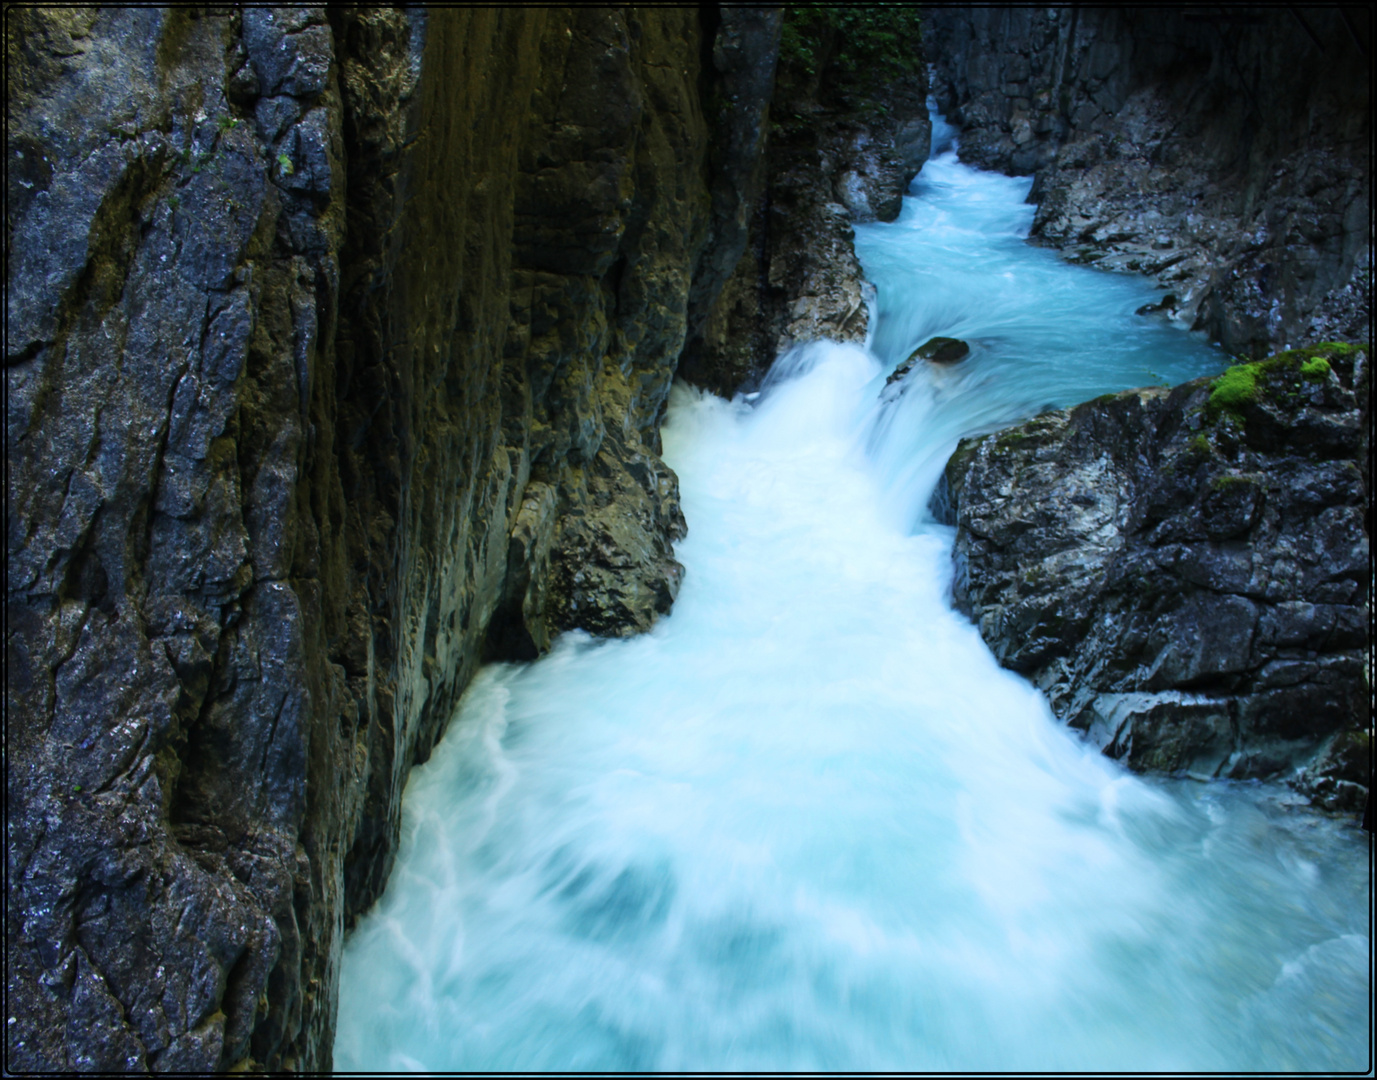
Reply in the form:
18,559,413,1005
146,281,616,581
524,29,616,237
334,111,1371,1073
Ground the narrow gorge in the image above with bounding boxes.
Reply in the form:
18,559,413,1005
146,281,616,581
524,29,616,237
6,6,1370,1073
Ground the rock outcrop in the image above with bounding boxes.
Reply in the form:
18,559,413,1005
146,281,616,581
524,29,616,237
681,11,931,395
925,7,1371,357
934,344,1370,809
6,8,777,1071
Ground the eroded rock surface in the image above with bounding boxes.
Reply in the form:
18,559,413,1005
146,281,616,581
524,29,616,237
935,344,1370,808
681,16,931,396
6,7,774,1071
925,7,1370,357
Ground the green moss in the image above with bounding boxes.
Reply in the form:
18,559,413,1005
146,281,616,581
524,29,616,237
1209,473,1255,492
1188,433,1212,456
277,152,294,176
1207,361,1261,418
1204,344,1346,421
1313,341,1361,358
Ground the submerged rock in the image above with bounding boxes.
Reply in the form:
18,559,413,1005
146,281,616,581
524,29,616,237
886,337,972,386
935,343,1370,806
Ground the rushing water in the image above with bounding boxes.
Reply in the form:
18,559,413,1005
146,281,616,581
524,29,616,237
335,110,1371,1072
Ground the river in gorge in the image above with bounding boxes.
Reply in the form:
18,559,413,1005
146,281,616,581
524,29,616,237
334,109,1371,1072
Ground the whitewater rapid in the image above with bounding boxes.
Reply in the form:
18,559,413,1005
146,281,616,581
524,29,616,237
334,110,1371,1072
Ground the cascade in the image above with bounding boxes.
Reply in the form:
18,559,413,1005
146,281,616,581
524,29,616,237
335,108,1371,1072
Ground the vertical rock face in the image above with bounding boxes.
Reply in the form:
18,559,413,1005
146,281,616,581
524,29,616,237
681,13,930,396
924,7,1370,356
935,344,1370,808
6,7,774,1071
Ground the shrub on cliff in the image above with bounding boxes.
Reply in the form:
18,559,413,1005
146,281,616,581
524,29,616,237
778,5,924,103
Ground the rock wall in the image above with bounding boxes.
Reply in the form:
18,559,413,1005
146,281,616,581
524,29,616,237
681,13,930,396
934,343,1370,810
925,6,1371,357
5,7,777,1071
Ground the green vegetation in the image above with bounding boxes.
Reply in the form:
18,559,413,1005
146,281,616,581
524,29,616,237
1209,473,1255,492
1205,342,1359,422
779,6,924,85
1207,360,1261,417
277,152,294,176
1312,341,1362,358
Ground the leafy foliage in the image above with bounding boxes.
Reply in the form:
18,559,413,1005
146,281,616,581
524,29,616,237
779,5,924,85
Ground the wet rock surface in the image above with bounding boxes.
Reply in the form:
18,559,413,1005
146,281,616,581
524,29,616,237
6,8,773,1071
925,7,1370,357
885,337,971,387
935,344,1370,807
681,17,930,396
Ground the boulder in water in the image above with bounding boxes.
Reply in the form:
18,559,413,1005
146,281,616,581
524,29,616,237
935,342,1370,808
1135,293,1178,317
886,336,971,385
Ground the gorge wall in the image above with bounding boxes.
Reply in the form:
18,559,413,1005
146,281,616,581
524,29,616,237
923,7,1370,813
681,9,931,396
6,7,782,1071
9,5,1366,1073
925,6,1371,358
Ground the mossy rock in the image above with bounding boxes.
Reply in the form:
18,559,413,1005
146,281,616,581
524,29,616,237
1207,361,1263,418
886,336,971,385
912,336,970,365
1299,356,1331,380
1204,341,1359,423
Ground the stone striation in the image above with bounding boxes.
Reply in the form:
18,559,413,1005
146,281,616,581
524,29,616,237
924,7,1370,357
6,7,774,1071
934,344,1370,809
681,17,931,396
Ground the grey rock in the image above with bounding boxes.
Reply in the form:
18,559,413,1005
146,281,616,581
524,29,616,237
682,15,931,396
6,7,777,1072
938,344,1370,803
925,7,1370,357
888,337,971,385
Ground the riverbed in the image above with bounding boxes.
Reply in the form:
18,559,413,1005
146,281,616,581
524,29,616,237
333,109,1371,1073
